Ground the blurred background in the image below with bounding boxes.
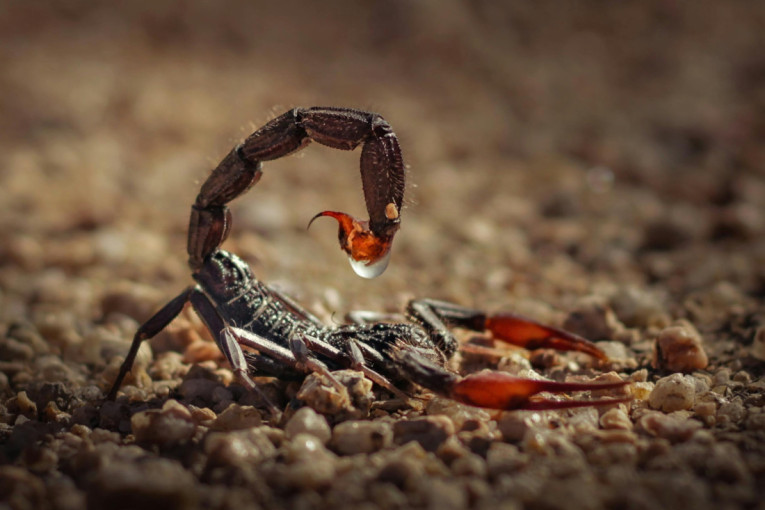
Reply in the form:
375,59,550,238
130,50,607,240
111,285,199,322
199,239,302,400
1,0,764,319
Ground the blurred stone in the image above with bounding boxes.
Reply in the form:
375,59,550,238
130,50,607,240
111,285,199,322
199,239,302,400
652,320,708,372
332,419,392,455
131,399,196,446
284,406,331,444
648,374,696,412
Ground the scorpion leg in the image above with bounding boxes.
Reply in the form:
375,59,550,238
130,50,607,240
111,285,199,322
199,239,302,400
106,287,194,400
288,335,346,391
188,291,280,415
189,107,405,278
301,333,412,401
224,326,342,389
395,348,630,411
408,299,607,360
254,287,407,397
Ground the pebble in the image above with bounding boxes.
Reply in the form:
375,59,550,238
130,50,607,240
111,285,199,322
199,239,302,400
296,370,374,420
563,299,625,341
210,402,262,431
636,411,702,442
450,452,487,478
652,320,708,372
178,378,222,403
393,415,454,452
751,326,765,361
278,433,338,490
0,466,47,509
496,412,550,443
648,374,697,412
204,426,276,467
284,406,331,444
485,442,527,477
376,443,428,490
86,457,198,510
426,397,492,430
716,400,747,428
12,391,38,419
130,399,196,446
100,281,164,323
599,408,633,430
422,477,469,510
0,338,35,362
609,285,669,328
331,419,393,455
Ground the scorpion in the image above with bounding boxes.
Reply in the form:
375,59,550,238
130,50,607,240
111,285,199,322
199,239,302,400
107,107,629,413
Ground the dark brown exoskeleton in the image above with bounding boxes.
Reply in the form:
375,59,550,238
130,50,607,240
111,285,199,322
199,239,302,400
107,107,630,413
187,106,404,279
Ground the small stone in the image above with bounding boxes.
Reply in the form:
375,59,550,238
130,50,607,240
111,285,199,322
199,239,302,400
296,370,373,419
609,286,668,328
188,405,217,425
87,457,197,510
279,433,338,490
450,452,488,478
693,401,717,425
13,391,38,419
641,219,692,251
426,397,492,430
496,412,550,443
204,426,276,467
285,406,331,444
100,281,164,323
648,374,696,412
486,442,527,477
652,320,708,372
717,400,747,427
636,411,702,442
377,443,427,490
0,466,47,508
210,402,262,431
130,399,196,446
393,415,454,452
599,408,633,430
0,338,35,361
745,412,765,431
564,299,625,341
178,377,221,403
21,445,59,474
423,477,469,510
751,326,765,361
331,419,393,455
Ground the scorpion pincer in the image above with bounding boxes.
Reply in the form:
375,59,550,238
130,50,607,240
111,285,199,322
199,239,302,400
107,107,630,414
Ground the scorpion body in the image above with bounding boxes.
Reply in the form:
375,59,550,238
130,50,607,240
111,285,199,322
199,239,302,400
107,107,630,413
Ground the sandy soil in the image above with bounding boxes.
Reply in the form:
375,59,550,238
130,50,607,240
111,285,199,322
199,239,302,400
1,2,764,509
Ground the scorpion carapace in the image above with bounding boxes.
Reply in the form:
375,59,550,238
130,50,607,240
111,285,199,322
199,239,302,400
187,106,405,279
107,107,630,413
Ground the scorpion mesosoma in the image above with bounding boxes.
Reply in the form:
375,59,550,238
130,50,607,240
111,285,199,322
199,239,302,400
107,107,629,413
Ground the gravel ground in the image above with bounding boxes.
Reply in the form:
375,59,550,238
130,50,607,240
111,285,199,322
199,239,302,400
1,2,765,509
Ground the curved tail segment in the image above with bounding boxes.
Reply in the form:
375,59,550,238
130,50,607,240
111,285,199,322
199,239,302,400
187,107,405,277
